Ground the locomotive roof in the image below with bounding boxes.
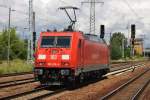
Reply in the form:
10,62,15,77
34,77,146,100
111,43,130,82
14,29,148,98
83,34,104,43
41,31,81,35
40,31,106,44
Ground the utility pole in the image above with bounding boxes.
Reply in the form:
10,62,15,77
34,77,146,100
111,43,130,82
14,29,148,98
126,22,130,47
7,7,15,65
122,38,125,58
7,8,11,65
32,12,35,33
109,32,112,60
143,35,146,58
28,0,34,63
0,5,15,65
82,0,104,35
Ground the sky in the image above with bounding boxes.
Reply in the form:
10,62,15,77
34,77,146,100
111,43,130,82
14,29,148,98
0,0,150,47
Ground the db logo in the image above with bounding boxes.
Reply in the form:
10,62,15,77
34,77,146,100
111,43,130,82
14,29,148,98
51,55,57,60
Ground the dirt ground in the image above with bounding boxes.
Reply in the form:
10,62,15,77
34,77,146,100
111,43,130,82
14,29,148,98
0,62,149,100
0,74,34,83
47,63,150,100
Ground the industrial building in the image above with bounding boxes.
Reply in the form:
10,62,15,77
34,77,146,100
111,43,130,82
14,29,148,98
133,38,144,56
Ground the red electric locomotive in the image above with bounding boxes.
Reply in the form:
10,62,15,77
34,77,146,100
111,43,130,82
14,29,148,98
34,6,110,86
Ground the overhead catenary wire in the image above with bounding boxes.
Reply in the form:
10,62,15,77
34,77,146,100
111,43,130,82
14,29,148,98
121,0,141,19
58,0,69,5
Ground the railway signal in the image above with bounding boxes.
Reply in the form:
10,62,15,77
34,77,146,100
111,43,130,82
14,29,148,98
33,32,36,51
131,24,136,46
131,24,136,39
100,25,105,38
130,24,136,68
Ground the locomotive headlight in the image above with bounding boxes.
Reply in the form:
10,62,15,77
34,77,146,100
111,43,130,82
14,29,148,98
34,69,43,75
38,54,46,60
62,55,70,60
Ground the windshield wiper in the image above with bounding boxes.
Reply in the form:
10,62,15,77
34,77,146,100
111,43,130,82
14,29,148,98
41,45,55,48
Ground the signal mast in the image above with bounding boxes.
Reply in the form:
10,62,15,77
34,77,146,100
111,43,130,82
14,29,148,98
82,0,104,35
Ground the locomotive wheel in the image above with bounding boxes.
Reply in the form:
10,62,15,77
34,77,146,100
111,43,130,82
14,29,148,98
97,71,102,78
66,76,78,89
40,81,46,86
79,73,84,83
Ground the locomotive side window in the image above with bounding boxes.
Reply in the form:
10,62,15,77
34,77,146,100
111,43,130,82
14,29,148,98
56,36,71,48
41,36,55,48
78,39,81,48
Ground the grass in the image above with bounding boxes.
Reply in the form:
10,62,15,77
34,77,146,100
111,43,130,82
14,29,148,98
0,57,147,75
111,56,148,63
0,59,33,74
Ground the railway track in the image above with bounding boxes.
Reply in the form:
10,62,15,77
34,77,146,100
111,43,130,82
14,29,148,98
131,78,150,100
0,86,49,100
0,72,33,78
0,63,144,89
0,77,35,88
101,68,150,100
0,85,66,100
0,63,140,88
0,62,133,89
108,63,145,76
0,62,146,100
0,60,145,78
28,88,66,100
0,61,144,79
0,72,34,89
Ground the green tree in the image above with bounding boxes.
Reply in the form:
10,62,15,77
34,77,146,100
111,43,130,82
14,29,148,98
124,47,131,58
0,30,8,60
110,32,126,60
0,28,27,60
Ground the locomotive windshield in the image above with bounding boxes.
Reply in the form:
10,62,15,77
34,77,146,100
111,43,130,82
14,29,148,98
41,36,55,48
41,36,71,48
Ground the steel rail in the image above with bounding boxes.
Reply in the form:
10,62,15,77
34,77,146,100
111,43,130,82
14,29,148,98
131,78,150,100
0,63,146,100
30,63,145,100
0,72,33,78
100,68,150,100
0,60,146,78
0,86,50,100
110,63,144,72
107,63,145,76
29,88,66,100
0,61,144,78
0,79,36,88
0,77,34,85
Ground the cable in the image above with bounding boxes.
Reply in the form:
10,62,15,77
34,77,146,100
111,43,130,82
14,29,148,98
0,4,7,8
58,0,69,5
121,0,141,19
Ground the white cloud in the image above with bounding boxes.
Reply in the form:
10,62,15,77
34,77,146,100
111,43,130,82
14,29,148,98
0,0,150,47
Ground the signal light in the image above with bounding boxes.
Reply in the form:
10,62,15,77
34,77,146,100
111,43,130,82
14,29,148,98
100,25,105,38
131,24,136,39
